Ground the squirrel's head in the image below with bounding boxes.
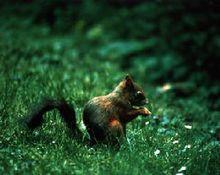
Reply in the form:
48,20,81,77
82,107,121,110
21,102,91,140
115,75,148,108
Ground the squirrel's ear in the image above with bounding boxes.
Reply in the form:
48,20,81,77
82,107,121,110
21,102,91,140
125,74,134,88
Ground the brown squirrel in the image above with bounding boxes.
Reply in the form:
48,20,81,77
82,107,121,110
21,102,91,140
26,75,151,146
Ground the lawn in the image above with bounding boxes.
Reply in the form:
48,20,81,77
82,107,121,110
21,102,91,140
0,6,220,175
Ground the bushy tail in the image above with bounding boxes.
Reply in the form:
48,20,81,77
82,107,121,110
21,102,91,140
26,98,81,136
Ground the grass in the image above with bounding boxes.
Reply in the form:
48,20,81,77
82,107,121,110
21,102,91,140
0,16,219,175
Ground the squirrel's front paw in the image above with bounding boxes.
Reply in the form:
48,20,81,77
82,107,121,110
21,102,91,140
140,107,151,116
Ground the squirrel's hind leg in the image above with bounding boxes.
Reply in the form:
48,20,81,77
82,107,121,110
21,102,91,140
106,118,124,147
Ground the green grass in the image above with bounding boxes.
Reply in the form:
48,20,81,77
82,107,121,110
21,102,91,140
0,17,219,175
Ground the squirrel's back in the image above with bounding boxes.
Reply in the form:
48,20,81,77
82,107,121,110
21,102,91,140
83,95,118,126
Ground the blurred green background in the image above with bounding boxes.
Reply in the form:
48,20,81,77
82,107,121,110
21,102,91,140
0,0,219,174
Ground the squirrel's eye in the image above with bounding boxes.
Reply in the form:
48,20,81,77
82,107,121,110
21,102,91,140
137,91,142,95
136,91,142,97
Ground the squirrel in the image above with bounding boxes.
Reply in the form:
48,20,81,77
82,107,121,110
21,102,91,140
26,75,151,146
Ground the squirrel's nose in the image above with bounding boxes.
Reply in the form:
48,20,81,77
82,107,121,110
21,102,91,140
145,98,149,104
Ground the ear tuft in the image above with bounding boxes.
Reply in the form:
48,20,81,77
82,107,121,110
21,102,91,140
125,74,131,80
125,74,133,87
